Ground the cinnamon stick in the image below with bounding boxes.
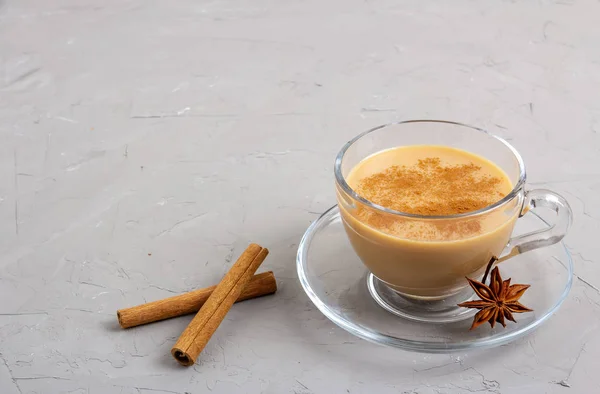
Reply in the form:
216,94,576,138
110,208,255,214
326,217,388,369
171,243,269,366
117,271,277,329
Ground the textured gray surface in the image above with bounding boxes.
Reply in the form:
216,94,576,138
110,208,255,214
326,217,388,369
1,0,599,393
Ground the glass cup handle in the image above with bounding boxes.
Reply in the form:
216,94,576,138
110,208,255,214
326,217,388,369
499,189,573,262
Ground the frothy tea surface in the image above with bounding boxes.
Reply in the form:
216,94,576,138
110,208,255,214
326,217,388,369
345,145,513,240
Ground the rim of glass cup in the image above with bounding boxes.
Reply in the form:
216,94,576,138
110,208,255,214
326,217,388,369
334,120,527,220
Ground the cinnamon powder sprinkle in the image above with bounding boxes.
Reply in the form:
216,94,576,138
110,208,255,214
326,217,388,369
355,158,505,216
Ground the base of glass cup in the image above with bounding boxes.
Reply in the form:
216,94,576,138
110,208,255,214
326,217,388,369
367,273,477,323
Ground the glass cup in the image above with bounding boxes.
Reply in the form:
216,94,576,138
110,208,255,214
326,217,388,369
335,120,572,320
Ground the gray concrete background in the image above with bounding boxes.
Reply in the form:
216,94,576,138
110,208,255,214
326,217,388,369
1,0,599,393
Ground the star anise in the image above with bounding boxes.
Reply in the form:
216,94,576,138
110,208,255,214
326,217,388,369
458,266,533,330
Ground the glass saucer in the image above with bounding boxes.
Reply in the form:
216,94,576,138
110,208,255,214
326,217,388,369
296,205,573,353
